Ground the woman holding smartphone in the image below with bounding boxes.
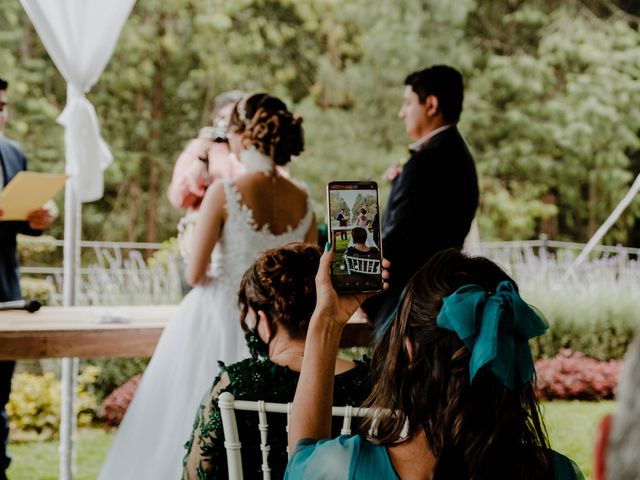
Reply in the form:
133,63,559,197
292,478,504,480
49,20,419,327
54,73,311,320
286,248,584,480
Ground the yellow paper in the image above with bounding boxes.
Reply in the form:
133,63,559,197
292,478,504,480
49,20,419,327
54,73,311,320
0,172,67,221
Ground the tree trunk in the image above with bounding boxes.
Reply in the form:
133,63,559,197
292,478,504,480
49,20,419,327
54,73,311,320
539,190,558,238
20,21,32,58
145,14,167,244
587,181,598,239
128,178,140,243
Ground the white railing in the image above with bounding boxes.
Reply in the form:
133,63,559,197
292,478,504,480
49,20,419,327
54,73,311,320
19,237,640,307
20,240,182,306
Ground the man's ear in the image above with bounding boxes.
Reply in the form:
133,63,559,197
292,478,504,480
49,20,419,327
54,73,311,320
256,310,272,343
404,337,414,362
425,95,439,117
594,414,612,480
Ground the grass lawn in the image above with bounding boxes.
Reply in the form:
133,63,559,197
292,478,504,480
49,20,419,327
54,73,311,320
6,428,114,480
5,401,615,479
543,400,615,480
332,237,350,274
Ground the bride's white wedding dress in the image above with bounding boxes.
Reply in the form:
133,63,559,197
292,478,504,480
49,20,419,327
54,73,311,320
99,172,313,479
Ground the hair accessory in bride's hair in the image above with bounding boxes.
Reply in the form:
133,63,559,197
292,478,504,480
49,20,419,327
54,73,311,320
237,95,252,128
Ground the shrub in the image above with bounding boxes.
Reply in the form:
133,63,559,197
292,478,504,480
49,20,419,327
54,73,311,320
535,350,622,401
16,234,58,260
6,366,101,441
81,357,149,403
487,247,640,360
527,287,639,361
99,374,142,426
147,237,180,270
20,277,57,306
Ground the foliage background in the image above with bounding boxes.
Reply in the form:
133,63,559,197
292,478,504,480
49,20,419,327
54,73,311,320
1,0,640,245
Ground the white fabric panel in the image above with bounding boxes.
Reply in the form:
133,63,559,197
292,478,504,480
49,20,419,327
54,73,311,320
19,0,135,202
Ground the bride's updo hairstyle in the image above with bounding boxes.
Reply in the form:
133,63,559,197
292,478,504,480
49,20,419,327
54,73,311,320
228,93,304,166
238,243,320,340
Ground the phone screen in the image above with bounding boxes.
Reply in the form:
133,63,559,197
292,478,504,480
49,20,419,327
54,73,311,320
327,181,383,293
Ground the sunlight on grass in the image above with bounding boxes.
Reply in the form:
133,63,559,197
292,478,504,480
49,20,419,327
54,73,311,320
543,400,616,480
7,428,114,480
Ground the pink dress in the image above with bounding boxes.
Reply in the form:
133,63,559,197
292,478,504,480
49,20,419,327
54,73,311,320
167,138,245,210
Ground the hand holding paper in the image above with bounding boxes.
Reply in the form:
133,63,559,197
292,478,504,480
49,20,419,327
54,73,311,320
0,172,67,221
26,207,53,230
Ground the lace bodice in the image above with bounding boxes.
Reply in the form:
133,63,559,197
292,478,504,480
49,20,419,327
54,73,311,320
208,179,313,287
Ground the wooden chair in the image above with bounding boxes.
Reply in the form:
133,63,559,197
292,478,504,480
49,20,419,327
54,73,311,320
218,391,375,480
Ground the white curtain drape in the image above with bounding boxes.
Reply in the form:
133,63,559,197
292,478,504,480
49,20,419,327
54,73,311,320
20,0,135,202
19,2,135,478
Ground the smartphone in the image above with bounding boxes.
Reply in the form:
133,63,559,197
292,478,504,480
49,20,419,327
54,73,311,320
326,181,383,293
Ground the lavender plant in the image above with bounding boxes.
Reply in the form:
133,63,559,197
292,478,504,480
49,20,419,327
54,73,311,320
483,245,640,360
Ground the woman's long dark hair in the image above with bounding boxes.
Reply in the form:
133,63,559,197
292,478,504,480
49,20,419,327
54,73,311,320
362,249,553,479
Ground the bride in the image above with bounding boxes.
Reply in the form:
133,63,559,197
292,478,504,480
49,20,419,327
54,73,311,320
99,93,316,480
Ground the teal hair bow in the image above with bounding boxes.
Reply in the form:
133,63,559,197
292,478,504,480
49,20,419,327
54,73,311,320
436,281,548,390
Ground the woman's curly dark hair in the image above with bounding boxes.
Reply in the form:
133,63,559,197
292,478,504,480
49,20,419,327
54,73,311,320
238,243,320,339
229,93,304,166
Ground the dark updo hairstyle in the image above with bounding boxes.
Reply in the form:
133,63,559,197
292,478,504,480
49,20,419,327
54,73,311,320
238,243,320,340
229,93,304,166
363,248,553,480
351,227,368,245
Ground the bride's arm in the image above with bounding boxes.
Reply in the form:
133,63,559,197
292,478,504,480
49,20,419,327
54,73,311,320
185,183,225,285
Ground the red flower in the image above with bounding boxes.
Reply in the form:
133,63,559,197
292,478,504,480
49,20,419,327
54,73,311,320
534,351,621,400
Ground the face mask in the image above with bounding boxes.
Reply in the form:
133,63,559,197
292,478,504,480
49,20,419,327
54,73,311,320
245,327,269,360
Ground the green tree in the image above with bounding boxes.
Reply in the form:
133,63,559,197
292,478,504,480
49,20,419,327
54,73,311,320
292,0,475,210
0,1,66,239
4,0,640,248
91,0,329,243
463,5,640,241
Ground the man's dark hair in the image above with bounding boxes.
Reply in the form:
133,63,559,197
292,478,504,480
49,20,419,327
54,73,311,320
404,65,463,123
0,77,7,90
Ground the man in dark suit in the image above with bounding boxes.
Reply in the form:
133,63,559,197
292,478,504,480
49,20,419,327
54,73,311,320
336,208,348,240
0,77,52,479
363,65,479,329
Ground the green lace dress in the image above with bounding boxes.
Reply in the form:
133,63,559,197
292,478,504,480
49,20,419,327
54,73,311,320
182,340,370,480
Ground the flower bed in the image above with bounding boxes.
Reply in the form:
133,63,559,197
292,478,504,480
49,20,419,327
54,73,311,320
535,350,622,400
99,374,142,426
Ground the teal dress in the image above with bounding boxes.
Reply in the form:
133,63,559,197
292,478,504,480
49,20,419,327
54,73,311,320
285,435,585,480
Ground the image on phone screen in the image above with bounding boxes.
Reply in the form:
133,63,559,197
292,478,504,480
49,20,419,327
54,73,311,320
327,181,383,293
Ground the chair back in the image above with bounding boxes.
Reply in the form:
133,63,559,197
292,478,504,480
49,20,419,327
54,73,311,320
344,255,381,275
218,392,374,480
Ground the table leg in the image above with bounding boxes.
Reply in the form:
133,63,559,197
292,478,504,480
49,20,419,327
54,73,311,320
59,357,78,480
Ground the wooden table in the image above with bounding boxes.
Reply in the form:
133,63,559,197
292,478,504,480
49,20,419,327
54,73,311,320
0,305,372,360
0,304,372,480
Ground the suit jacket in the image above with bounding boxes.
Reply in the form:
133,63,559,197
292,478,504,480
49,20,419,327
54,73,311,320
363,126,479,327
0,136,42,301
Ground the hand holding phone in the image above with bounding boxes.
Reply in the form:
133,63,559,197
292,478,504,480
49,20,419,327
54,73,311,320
326,181,383,293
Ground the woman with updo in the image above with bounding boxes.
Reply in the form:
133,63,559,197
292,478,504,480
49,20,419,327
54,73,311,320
182,243,369,479
100,94,316,480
